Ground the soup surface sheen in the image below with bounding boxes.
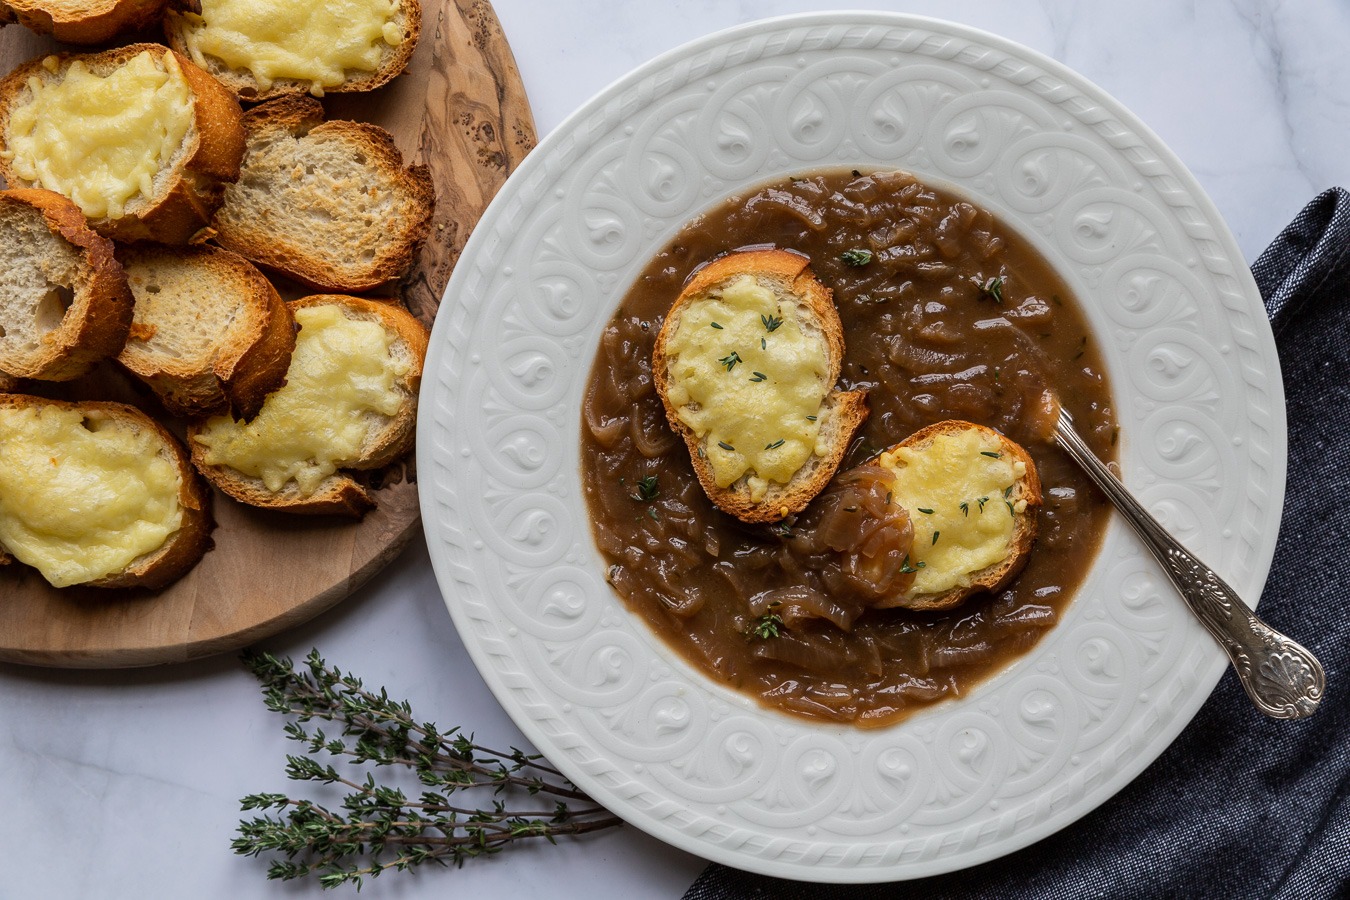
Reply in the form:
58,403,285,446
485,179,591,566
581,170,1117,728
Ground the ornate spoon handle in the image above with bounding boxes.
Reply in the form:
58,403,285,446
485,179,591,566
1055,410,1324,720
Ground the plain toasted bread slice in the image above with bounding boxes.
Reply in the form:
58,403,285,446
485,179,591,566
0,0,168,44
0,43,244,244
652,248,867,523
209,95,434,293
872,420,1041,612
187,294,428,516
116,244,294,420
0,393,213,589
0,188,133,382
164,0,421,102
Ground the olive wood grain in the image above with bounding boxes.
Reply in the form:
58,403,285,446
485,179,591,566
0,0,536,667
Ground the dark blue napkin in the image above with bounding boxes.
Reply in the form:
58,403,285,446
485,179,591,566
684,189,1350,900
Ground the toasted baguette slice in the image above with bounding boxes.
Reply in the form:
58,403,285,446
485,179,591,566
0,0,168,44
116,244,294,419
188,294,428,516
164,0,420,102
871,420,1041,612
652,248,867,523
210,96,434,292
0,44,244,244
0,188,133,381
0,394,213,589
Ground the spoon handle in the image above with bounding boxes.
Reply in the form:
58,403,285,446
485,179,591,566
1054,410,1324,720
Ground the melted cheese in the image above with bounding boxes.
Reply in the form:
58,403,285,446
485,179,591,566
663,275,830,501
193,304,408,496
180,0,402,95
2,50,194,220
878,428,1027,596
0,405,183,588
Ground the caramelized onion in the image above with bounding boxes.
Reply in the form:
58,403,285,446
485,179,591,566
786,464,915,604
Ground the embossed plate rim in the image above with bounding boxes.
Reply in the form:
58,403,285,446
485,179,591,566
418,11,1286,881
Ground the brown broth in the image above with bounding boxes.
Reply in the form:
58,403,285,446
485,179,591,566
580,169,1116,728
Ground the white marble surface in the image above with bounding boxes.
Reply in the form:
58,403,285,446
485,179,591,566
2,1,1347,897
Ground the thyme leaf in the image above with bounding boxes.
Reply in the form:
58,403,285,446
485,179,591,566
840,248,874,267
974,275,1004,303
234,651,621,890
630,475,659,502
750,613,784,640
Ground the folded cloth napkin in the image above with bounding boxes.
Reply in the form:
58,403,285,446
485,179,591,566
684,188,1350,900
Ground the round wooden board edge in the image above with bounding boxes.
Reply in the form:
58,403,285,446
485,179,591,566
0,0,537,668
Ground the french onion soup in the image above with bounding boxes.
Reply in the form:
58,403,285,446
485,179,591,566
581,169,1116,727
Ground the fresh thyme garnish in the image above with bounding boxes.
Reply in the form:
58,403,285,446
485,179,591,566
630,475,659,502
770,522,792,538
750,371,768,383
840,248,873,267
761,337,767,350
980,451,1002,459
646,507,659,521
765,439,785,450
974,275,1004,303
959,502,969,517
1004,485,1013,498
917,507,934,515
1006,500,1016,517
233,651,620,890
899,555,927,574
977,496,988,512
710,322,723,329
719,351,742,372
932,531,940,545
750,613,784,639
761,313,783,332
805,415,817,422
718,441,735,452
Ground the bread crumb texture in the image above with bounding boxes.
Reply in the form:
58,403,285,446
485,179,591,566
193,303,408,495
179,0,402,95
663,274,831,501
3,49,192,219
0,404,184,587
0,199,83,363
878,428,1025,596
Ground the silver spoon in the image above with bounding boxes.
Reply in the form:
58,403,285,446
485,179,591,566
1054,408,1324,720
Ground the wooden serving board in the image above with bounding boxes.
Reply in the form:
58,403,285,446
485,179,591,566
0,0,536,667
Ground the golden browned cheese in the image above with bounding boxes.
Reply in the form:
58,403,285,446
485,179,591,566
3,49,194,220
177,0,402,96
877,428,1026,597
193,304,410,496
0,403,184,587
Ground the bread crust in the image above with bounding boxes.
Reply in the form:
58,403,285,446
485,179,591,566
0,393,214,590
116,243,294,419
187,294,428,516
653,248,867,523
877,420,1042,612
210,95,435,292
0,0,168,44
0,187,134,381
163,0,421,103
0,43,245,245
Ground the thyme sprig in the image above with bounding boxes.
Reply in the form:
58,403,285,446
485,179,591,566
233,650,621,890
